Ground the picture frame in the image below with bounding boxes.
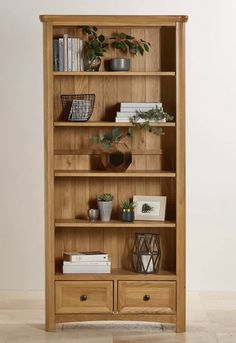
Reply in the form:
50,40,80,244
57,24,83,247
133,195,167,221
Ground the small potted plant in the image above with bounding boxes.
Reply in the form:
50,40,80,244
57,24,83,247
109,32,151,71
120,199,135,222
82,26,108,71
97,193,113,222
90,127,133,172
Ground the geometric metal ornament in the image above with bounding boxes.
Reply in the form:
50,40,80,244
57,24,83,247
132,233,161,274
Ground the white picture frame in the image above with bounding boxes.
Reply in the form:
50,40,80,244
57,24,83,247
133,195,167,221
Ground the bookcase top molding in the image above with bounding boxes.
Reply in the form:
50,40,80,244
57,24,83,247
39,15,188,26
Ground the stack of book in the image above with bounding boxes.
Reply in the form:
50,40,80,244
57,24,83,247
115,102,163,123
63,251,111,274
53,34,84,72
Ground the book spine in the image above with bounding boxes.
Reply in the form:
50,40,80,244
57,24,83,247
79,39,84,71
121,107,162,113
68,38,72,72
63,260,111,266
121,102,162,108
58,38,64,72
116,112,136,117
72,38,78,72
63,34,68,71
53,39,59,71
77,38,81,71
63,265,111,274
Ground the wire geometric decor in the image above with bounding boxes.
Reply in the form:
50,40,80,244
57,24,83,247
132,233,161,274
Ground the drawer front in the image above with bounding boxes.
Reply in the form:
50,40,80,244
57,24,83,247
55,281,113,314
118,281,176,314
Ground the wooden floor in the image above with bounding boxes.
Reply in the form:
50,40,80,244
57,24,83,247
0,291,235,342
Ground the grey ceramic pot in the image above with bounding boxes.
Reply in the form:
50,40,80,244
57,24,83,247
110,58,130,71
97,201,113,222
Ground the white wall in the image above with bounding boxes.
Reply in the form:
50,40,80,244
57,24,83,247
0,0,236,291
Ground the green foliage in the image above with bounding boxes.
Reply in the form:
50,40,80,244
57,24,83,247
121,199,136,210
90,128,133,149
82,26,108,61
130,106,174,136
97,193,113,201
110,32,151,56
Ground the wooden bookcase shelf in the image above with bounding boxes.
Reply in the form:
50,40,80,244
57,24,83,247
55,269,176,281
41,14,187,333
55,219,176,228
54,170,176,177
54,121,176,127
53,71,175,76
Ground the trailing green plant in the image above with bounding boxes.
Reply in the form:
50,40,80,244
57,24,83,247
97,193,113,202
130,106,174,136
82,26,108,61
90,127,133,149
109,32,151,56
121,199,136,211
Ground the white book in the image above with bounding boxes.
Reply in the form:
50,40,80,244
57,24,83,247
121,102,162,109
67,38,72,72
63,260,111,266
121,106,162,113
63,34,68,71
77,38,81,71
79,39,84,71
72,38,78,72
63,264,111,274
64,251,108,262
116,112,136,118
115,118,131,122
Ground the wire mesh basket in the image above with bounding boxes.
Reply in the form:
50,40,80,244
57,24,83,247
61,94,95,122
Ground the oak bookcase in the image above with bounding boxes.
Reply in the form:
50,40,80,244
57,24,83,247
40,15,187,332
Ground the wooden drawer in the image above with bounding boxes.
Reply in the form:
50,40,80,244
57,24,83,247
55,281,113,314
118,281,176,314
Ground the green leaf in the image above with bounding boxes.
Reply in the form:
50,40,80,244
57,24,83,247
125,34,134,39
117,32,126,39
144,43,149,52
98,34,105,43
112,127,121,140
138,45,144,56
92,26,98,32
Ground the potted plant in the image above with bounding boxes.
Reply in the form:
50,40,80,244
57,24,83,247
82,26,108,71
90,127,133,172
131,106,174,135
120,199,136,222
97,193,113,222
109,32,151,71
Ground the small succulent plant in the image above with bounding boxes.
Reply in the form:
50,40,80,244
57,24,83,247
121,199,136,211
97,193,113,202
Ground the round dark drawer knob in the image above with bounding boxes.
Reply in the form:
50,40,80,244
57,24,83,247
143,294,150,301
80,294,87,301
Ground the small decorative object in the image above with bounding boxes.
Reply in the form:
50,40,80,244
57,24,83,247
133,233,161,273
82,26,108,71
88,208,99,222
110,58,130,71
90,128,133,172
61,94,95,121
109,32,151,71
133,195,167,221
120,199,135,222
131,106,174,135
97,193,113,222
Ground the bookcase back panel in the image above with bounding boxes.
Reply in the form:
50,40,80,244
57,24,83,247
55,227,176,273
54,127,175,172
53,25,176,71
53,76,175,122
54,178,176,220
